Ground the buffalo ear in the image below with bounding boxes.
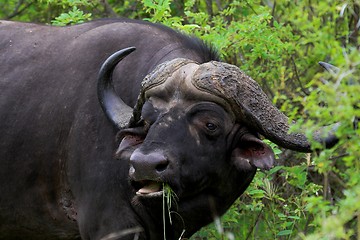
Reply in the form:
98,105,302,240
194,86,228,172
231,133,275,171
115,134,144,157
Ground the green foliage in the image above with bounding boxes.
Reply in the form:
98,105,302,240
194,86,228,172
51,6,92,25
0,0,145,23
42,0,92,25
142,0,172,22
1,0,360,239
291,49,360,240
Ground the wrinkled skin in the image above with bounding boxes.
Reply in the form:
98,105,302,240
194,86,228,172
0,19,273,240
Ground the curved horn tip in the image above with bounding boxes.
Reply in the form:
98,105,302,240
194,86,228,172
103,47,136,69
318,61,339,74
98,46,137,129
113,46,136,58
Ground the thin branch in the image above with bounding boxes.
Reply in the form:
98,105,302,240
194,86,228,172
245,0,258,15
99,0,118,18
291,57,310,96
270,0,277,27
245,207,263,240
215,0,222,11
9,0,24,17
206,0,213,18
6,0,33,20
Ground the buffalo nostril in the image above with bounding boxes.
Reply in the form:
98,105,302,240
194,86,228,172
155,160,169,172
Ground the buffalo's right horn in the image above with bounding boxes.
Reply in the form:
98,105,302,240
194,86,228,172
98,47,136,129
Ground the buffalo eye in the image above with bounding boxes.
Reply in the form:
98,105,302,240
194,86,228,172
206,122,218,131
141,101,160,125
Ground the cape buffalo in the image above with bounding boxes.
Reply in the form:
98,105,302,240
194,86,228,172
0,19,337,239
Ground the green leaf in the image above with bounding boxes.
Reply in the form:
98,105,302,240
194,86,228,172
277,230,293,236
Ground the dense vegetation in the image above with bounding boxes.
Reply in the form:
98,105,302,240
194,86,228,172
1,0,359,239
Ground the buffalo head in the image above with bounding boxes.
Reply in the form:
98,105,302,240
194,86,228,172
97,47,338,238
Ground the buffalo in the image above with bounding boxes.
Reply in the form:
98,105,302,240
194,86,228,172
0,19,337,239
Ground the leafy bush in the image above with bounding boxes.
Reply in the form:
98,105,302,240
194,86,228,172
51,6,92,26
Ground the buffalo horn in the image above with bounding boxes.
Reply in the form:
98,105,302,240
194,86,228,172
98,47,136,129
192,61,338,152
318,61,340,74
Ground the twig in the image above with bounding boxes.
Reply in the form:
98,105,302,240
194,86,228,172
291,57,310,96
6,0,33,20
270,0,277,27
245,207,263,240
245,0,258,15
99,0,118,18
206,0,213,19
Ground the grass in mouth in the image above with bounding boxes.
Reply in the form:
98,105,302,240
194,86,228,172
163,183,178,224
162,183,185,240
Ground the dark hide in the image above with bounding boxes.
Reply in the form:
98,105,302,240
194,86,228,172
0,19,273,239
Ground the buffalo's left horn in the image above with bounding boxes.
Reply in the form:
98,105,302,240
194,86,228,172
319,61,340,74
192,61,339,152
98,47,136,129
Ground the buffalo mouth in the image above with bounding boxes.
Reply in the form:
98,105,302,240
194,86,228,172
132,180,164,198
